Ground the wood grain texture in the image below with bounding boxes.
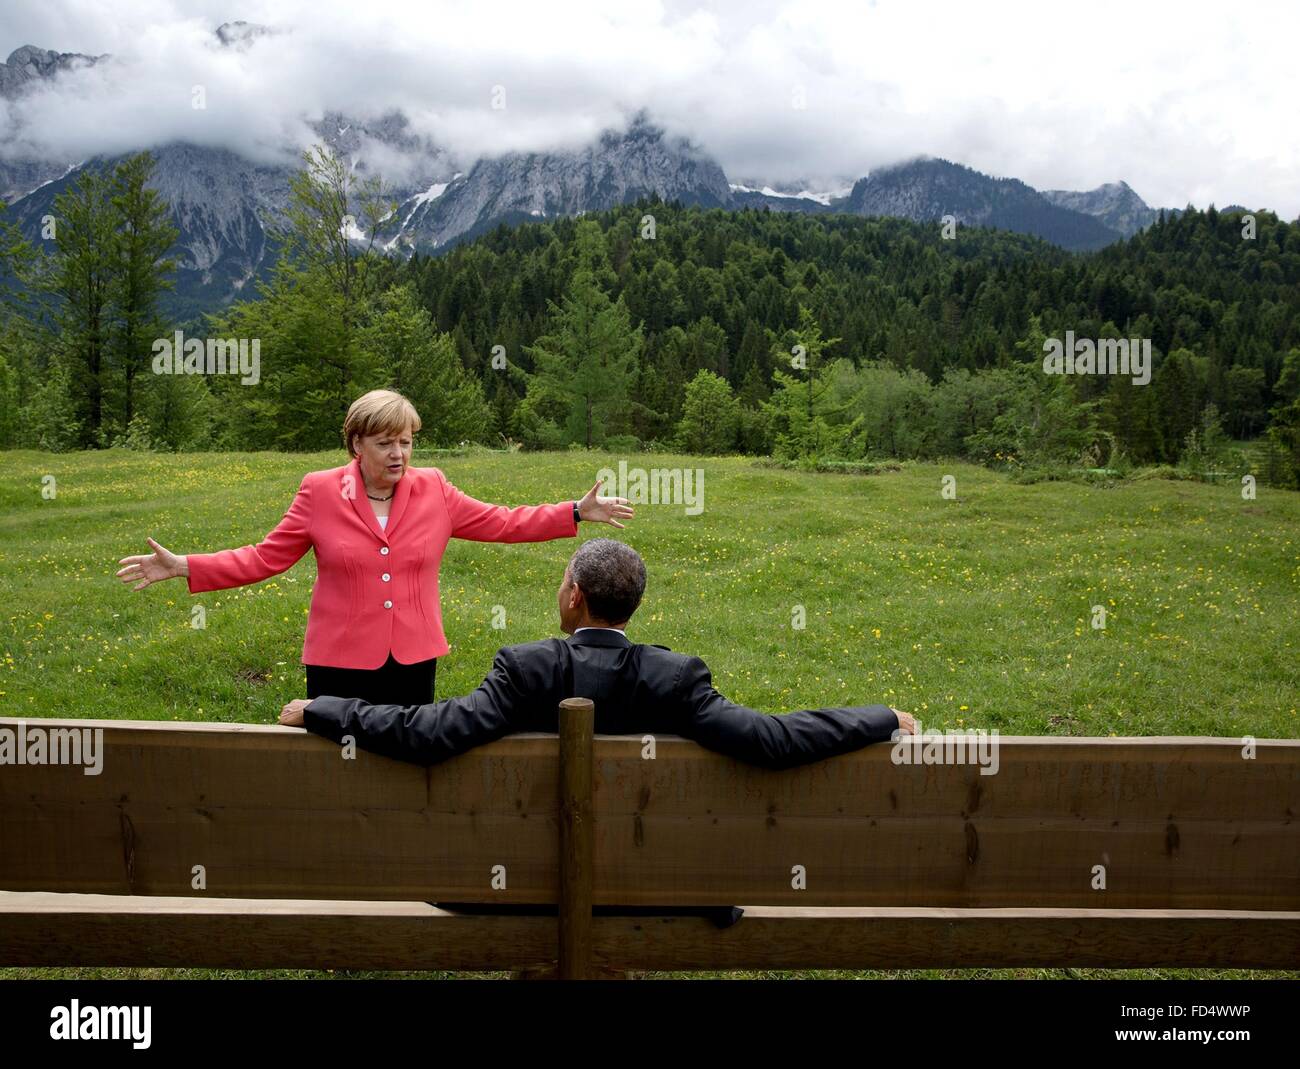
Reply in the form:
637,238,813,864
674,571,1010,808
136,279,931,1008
1,720,1296,911
587,735,1299,908
0,892,556,970
557,699,594,979
0,719,561,901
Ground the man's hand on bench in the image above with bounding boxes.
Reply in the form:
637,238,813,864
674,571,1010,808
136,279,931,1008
280,699,311,727
891,709,916,736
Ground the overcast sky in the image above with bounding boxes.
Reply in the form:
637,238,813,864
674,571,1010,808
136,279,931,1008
2,0,1298,214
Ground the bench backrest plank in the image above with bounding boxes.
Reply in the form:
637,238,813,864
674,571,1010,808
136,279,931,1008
595,736,1300,909
0,720,559,901
1,719,1296,910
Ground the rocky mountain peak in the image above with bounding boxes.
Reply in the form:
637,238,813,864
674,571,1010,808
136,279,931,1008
0,45,104,98
214,21,280,50
1041,179,1155,237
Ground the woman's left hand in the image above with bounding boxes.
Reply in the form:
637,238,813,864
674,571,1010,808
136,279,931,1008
577,479,635,528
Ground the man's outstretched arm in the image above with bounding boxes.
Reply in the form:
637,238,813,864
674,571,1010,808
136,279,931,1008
297,648,529,765
675,655,903,770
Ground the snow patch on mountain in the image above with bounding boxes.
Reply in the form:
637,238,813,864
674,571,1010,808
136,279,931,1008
729,182,850,206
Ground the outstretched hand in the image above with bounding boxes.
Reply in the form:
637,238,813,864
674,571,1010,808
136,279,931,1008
577,479,634,529
116,537,186,591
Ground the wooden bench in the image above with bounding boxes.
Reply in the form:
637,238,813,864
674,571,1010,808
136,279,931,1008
1,704,1297,977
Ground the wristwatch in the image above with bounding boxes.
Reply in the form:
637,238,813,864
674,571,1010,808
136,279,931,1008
573,501,581,526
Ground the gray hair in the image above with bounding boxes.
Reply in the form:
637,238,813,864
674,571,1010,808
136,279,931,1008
568,539,646,624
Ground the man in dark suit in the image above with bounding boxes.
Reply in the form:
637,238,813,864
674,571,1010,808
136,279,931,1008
280,537,915,766
279,537,914,945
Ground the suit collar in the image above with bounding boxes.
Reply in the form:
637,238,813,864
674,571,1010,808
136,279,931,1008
344,456,412,543
566,628,632,648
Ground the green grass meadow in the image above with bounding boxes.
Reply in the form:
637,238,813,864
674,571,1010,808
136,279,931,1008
1,448,1297,980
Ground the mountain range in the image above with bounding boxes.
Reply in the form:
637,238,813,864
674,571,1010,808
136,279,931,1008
0,28,1195,319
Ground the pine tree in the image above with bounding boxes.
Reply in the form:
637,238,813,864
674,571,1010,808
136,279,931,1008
205,143,396,448
46,165,117,444
0,346,17,447
1263,348,1300,487
0,200,36,320
110,152,179,428
363,284,493,446
732,319,769,389
522,266,644,448
279,143,393,332
0,203,38,447
783,306,841,431
676,369,739,454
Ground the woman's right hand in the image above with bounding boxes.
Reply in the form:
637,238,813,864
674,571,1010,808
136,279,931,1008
116,537,188,591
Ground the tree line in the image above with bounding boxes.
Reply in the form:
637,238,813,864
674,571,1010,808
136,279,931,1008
1,146,1297,485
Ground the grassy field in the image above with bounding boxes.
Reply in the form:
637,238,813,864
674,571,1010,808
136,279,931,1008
1,447,1297,980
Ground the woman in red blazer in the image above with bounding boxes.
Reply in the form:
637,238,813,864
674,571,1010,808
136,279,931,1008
116,389,633,705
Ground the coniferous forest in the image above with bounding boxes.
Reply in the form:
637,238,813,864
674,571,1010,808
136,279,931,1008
3,148,1298,486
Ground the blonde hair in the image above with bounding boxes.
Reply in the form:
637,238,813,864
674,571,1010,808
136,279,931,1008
342,390,422,457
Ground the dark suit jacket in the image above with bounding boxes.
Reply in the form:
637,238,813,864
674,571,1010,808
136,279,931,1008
303,627,900,769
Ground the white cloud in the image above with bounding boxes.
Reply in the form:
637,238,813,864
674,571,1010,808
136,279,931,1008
2,0,1298,214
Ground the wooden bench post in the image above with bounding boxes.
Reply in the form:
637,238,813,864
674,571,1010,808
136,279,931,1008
557,697,595,980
